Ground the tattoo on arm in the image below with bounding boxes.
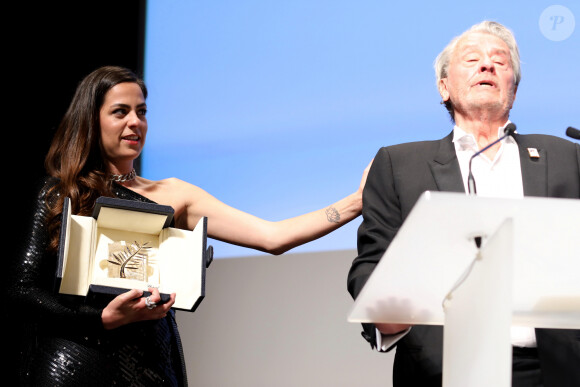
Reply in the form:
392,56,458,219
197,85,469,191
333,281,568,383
325,206,340,223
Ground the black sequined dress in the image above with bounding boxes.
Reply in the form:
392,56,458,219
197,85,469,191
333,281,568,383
11,177,187,386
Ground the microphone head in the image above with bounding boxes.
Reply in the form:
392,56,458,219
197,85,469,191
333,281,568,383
504,123,516,136
566,126,580,140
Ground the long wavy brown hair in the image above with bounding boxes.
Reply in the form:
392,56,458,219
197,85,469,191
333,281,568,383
44,66,148,252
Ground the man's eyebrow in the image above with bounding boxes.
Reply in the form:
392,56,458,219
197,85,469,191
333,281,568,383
491,48,509,56
456,44,480,55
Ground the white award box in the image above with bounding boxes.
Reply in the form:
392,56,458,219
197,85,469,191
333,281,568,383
57,196,213,311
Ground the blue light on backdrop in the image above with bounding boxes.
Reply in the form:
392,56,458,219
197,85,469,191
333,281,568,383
143,1,579,258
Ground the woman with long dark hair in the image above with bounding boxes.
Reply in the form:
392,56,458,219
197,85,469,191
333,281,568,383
13,65,370,386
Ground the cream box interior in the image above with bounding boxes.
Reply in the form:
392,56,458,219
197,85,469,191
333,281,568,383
57,196,212,311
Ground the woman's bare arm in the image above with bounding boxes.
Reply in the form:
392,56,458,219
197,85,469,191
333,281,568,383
173,160,372,255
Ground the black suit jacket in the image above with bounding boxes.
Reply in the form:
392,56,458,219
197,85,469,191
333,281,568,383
348,131,580,387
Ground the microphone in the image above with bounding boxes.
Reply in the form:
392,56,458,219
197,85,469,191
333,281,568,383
566,126,580,140
467,123,516,195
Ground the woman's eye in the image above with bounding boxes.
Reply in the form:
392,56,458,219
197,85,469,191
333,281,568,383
113,108,127,116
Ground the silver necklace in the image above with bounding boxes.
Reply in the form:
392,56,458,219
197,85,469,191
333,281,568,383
110,168,137,182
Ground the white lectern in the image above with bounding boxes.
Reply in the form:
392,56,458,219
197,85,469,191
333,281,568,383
348,191,580,387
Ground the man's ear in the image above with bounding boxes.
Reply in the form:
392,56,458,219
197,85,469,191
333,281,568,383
438,78,450,102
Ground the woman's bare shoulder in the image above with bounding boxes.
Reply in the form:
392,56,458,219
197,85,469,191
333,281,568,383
156,177,208,195
132,176,209,205
134,176,198,191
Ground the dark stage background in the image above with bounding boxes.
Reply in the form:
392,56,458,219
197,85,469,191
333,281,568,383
7,2,146,383
9,1,145,225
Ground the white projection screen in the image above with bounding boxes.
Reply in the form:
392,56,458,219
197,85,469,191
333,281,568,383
142,1,579,258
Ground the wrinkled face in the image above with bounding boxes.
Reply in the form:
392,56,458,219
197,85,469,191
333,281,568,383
439,32,517,121
99,82,148,165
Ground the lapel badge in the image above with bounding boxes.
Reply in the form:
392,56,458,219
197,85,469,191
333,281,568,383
527,148,540,159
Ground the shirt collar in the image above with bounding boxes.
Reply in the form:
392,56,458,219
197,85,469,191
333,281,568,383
453,120,515,151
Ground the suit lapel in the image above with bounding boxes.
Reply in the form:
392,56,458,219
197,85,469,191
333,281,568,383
513,134,548,197
428,132,549,196
429,132,465,193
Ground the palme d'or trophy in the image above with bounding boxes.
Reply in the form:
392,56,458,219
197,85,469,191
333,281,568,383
107,241,151,281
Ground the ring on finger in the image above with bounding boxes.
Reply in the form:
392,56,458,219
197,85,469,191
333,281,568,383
145,296,157,310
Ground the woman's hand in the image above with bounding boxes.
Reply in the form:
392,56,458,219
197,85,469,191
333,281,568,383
358,159,374,196
101,287,176,330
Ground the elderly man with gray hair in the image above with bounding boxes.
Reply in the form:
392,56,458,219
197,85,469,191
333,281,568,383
348,21,580,387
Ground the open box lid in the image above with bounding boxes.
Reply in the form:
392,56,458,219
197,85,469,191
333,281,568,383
93,196,174,231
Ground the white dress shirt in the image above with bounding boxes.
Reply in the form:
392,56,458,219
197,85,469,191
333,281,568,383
453,122,523,199
376,121,536,351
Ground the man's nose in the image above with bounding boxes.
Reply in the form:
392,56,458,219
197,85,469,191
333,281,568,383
480,57,495,73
